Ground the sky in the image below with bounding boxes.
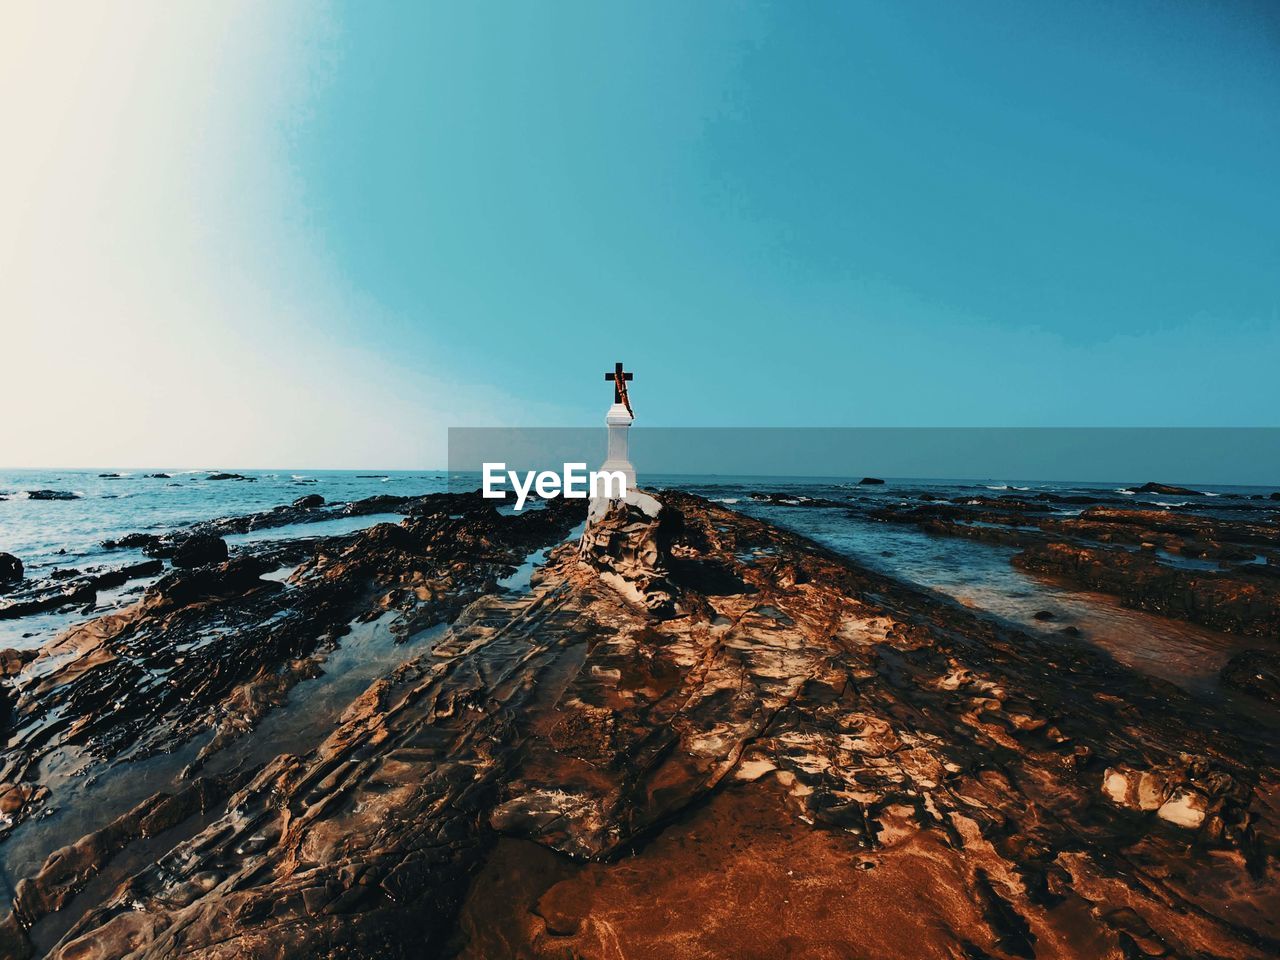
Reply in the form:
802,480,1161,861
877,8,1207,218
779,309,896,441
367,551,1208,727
2,1,1278,469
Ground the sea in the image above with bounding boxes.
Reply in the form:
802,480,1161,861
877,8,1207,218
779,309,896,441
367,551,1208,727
2,468,1278,709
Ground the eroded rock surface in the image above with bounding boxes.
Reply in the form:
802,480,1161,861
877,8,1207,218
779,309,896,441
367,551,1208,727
0,493,1276,959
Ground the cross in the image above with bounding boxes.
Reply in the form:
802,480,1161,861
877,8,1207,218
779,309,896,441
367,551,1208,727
605,361,634,415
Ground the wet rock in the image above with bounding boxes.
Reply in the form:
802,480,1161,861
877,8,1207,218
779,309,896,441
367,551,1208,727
144,473,171,479
206,472,252,481
1131,482,1204,496
1220,649,1280,703
25,490,80,501
144,555,275,610
0,552,22,585
101,532,161,551
858,476,885,485
292,493,326,509
1013,542,1280,637
749,492,847,507
170,533,229,568
0,648,38,677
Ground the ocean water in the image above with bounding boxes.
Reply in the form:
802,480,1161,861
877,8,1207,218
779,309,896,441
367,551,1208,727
0,469,451,573
2,468,1278,709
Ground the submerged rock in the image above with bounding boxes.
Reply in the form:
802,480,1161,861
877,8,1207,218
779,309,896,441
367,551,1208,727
25,490,79,501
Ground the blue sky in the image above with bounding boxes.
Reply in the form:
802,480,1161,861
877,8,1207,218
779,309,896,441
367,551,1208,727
4,1,1278,467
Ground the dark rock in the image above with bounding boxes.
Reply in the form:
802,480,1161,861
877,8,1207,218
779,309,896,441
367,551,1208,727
145,555,275,610
207,473,253,481
0,553,22,585
171,534,229,568
858,477,886,485
1032,610,1055,621
97,473,124,478
1271,492,1280,502
26,490,80,501
292,494,325,509
101,533,161,551
144,473,171,479
1220,649,1280,703
1132,482,1203,496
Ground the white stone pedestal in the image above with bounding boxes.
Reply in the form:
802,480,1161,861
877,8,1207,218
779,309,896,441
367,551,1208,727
600,402,636,490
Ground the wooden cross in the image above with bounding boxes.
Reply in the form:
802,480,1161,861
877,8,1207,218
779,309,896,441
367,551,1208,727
605,361,634,415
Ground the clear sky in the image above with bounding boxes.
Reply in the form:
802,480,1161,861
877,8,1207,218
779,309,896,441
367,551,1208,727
3,1,1277,468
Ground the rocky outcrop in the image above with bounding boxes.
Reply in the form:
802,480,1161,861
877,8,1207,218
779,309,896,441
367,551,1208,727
0,493,584,849
0,560,163,620
206,473,252,481
169,533,228,568
859,476,885,484
1013,541,1280,637
578,494,680,617
0,494,1274,960
1130,481,1204,496
291,493,325,509
24,491,79,501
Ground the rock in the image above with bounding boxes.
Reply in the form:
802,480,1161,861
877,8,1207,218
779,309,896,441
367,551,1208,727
1032,610,1055,621
97,473,123,478
1157,790,1208,829
858,477,886,485
144,473,171,479
1271,492,1280,501
26,490,80,501
144,556,275,610
0,648,38,677
4,492,1277,960
1132,482,1203,496
579,493,681,617
170,534,229,568
101,533,162,551
206,473,252,481
1013,542,1280,637
1220,649,1280,703
292,494,325,509
0,553,22,585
